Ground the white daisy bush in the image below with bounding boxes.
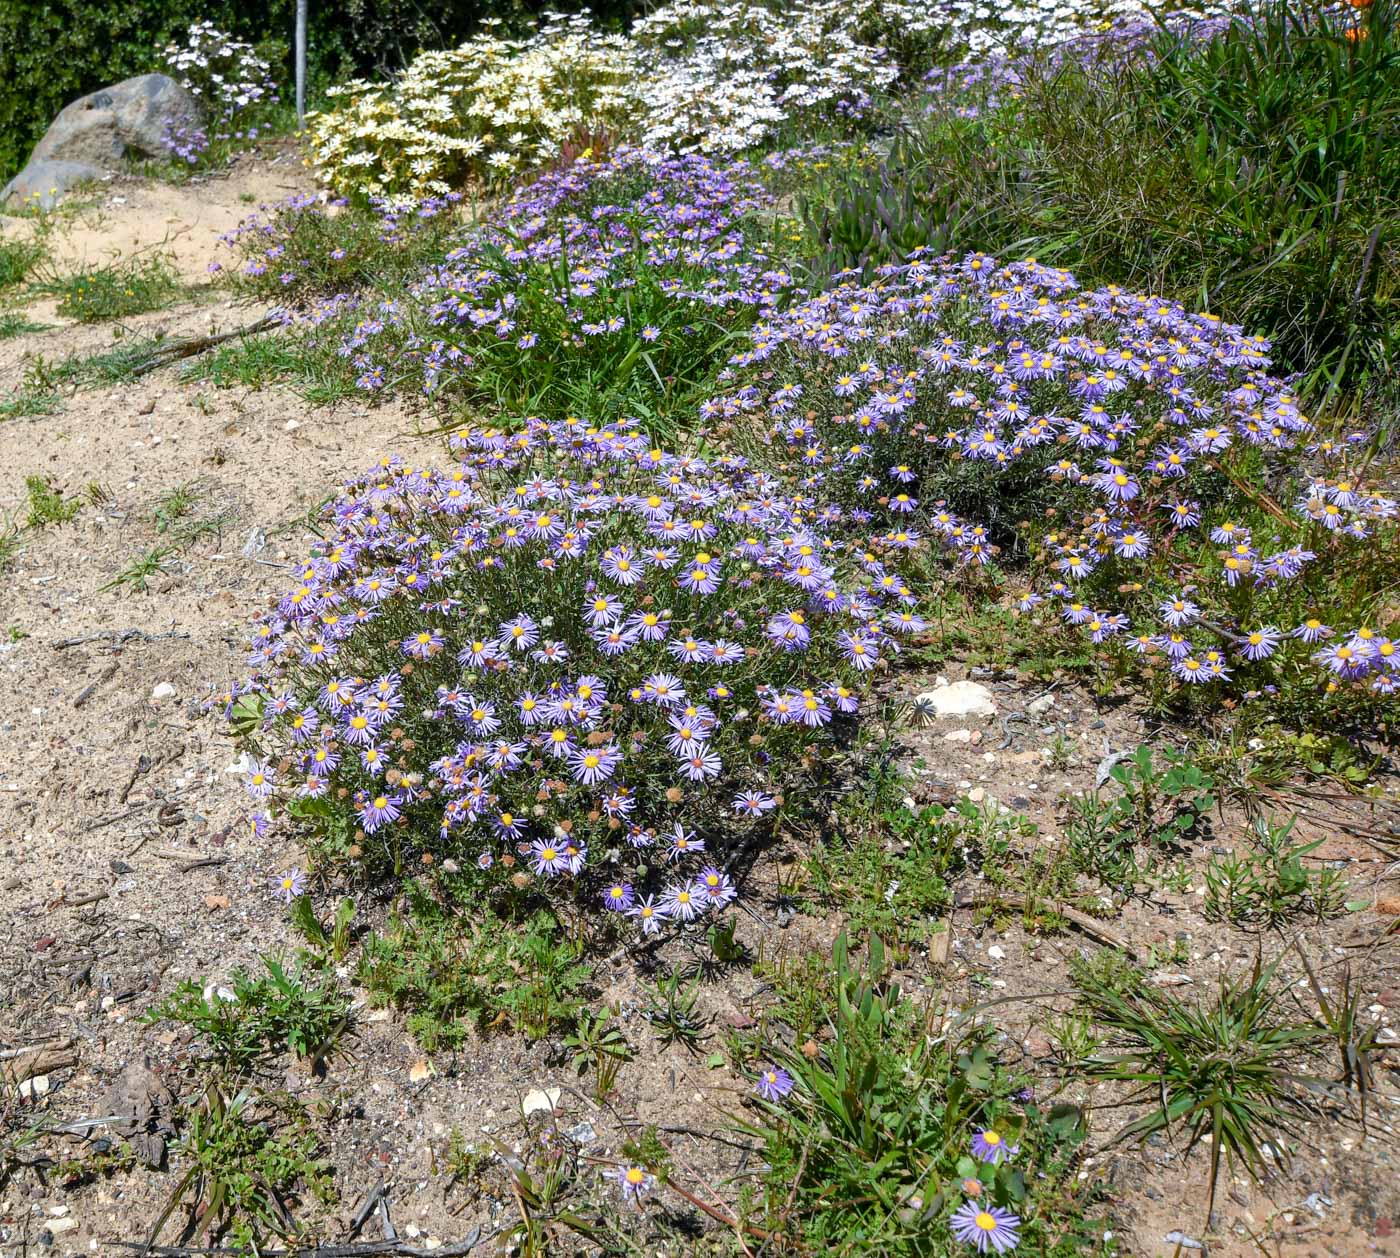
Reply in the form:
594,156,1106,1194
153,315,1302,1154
228,417,922,934
305,0,946,201
305,13,643,202
159,21,280,165
629,0,944,155
709,249,1399,713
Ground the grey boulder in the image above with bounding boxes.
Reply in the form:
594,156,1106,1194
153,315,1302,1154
1,159,107,211
3,74,201,208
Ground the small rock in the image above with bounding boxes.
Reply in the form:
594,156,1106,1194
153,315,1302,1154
1161,1232,1204,1251
987,945,1006,961
566,1121,596,1145
521,1087,561,1117
409,1059,435,1084
943,729,972,743
967,787,986,804
1026,693,1055,716
284,419,302,432
914,680,996,720
240,528,267,558
150,682,177,701
19,1075,50,1098
47,1218,77,1235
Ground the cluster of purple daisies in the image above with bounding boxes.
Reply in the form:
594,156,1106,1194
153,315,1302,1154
709,247,1397,701
324,148,794,401
234,414,921,934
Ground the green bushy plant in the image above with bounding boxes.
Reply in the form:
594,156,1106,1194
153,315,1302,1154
1080,954,1322,1219
154,1085,333,1249
224,412,923,938
741,933,1101,1254
286,150,787,441
1203,816,1348,927
358,884,593,1047
218,192,463,303
35,255,181,323
142,955,352,1070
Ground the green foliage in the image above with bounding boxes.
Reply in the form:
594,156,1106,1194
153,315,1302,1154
644,971,710,1054
49,336,173,385
1066,745,1216,887
0,312,49,339
1295,945,1381,1126
141,954,351,1070
742,933,1097,1254
154,1084,333,1249
152,482,197,533
1203,816,1349,927
290,894,357,964
0,234,44,288
182,328,359,404
1080,954,1321,1218
358,886,593,1047
0,387,62,419
804,783,978,948
24,475,81,528
918,0,1400,387
38,255,181,323
102,544,177,594
562,1009,632,1101
1254,730,1381,789
221,196,462,303
795,132,984,284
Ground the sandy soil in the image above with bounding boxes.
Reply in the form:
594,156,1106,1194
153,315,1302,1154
1,157,1398,1258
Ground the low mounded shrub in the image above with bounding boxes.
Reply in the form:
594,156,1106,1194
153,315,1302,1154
227,416,923,933
304,0,946,201
217,192,463,302
709,249,1399,721
312,149,793,438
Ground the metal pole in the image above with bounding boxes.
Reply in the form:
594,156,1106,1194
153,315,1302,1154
295,0,308,128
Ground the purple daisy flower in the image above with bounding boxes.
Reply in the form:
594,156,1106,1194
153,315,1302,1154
970,1128,1018,1164
632,895,667,936
602,882,635,912
754,1065,795,1102
950,1200,1021,1254
733,790,777,816
358,792,402,833
567,742,622,786
271,867,306,903
603,1163,655,1205
529,836,568,875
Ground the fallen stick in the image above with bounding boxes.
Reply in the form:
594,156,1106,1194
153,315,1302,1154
1,1041,77,1087
0,1038,72,1061
53,629,191,651
85,800,163,833
109,314,280,381
955,889,1138,959
73,662,119,708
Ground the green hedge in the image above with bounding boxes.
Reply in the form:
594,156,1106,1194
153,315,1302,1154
0,0,640,184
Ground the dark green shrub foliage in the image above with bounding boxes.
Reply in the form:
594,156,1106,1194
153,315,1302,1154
901,0,1399,387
